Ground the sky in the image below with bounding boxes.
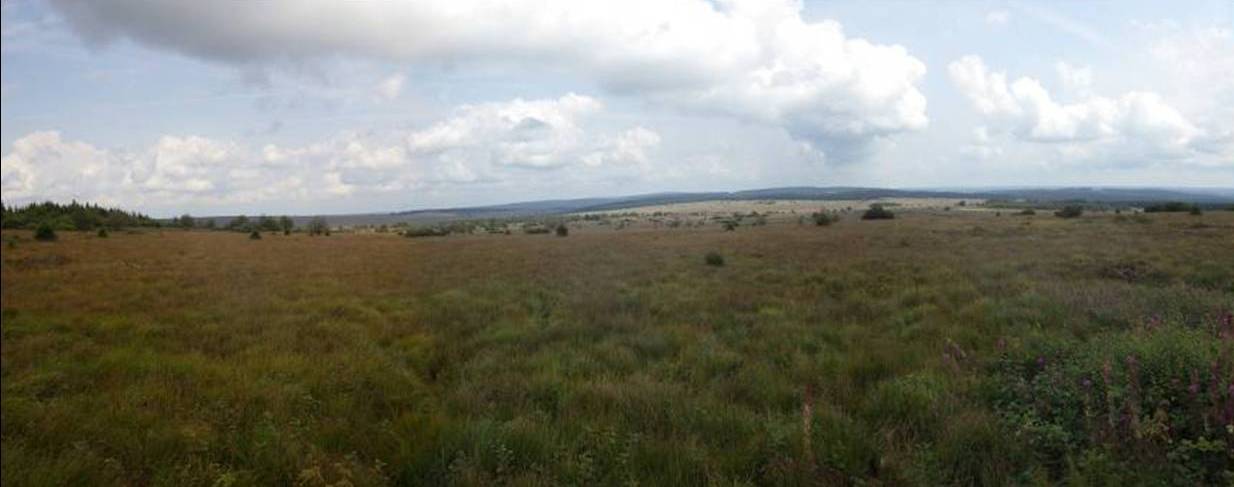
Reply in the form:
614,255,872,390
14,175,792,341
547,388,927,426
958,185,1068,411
2,0,1232,216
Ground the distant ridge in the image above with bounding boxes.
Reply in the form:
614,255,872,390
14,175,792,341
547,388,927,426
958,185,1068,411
394,186,1234,218
200,186,1234,226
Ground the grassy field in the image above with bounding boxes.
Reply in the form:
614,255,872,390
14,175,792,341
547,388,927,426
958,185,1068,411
2,209,1233,485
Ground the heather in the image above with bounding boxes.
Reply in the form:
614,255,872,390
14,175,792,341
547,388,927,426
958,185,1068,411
3,209,1231,485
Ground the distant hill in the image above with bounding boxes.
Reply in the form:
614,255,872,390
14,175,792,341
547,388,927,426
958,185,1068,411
199,186,1234,227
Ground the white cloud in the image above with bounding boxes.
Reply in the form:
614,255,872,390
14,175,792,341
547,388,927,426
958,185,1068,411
947,55,1222,165
46,0,928,161
373,73,405,101
1145,25,1234,129
407,93,606,170
985,10,1010,26
960,126,1004,160
583,127,662,167
2,131,117,200
1,94,663,213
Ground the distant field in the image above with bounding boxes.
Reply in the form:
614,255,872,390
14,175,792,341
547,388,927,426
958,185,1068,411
579,198,983,217
3,210,1232,485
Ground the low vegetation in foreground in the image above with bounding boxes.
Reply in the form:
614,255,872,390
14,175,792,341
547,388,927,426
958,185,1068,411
2,208,1233,485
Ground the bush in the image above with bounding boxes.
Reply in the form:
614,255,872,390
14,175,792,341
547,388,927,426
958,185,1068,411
34,222,57,241
306,216,329,236
704,251,725,267
1018,209,1036,216
555,224,569,237
404,227,449,238
96,228,109,238
1054,205,1083,218
722,221,737,231
811,211,836,226
1144,202,1198,213
249,230,262,240
861,204,895,220
1189,206,1202,216
523,225,551,235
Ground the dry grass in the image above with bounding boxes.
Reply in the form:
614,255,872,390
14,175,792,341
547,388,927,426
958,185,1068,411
3,210,1232,485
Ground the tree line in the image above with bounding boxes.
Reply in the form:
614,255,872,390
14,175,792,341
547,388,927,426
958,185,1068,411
176,214,330,235
1,201,158,230
1,201,331,236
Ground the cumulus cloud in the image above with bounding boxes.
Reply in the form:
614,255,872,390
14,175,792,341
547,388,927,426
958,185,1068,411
45,0,928,160
1,94,661,213
946,55,1225,165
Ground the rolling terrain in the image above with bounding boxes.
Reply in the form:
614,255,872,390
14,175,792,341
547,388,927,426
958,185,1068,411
4,205,1232,485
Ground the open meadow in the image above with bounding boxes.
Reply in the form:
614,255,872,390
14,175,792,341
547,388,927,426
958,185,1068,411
3,208,1233,485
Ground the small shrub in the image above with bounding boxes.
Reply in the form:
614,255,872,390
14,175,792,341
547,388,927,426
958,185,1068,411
722,221,737,231
811,211,835,226
1189,206,1202,216
704,252,725,267
34,222,57,241
555,224,569,237
861,204,895,220
249,230,262,240
1054,205,1083,218
1018,209,1036,216
96,228,109,238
